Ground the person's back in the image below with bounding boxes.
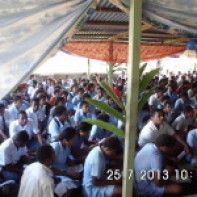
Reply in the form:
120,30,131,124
18,145,55,197
18,162,54,197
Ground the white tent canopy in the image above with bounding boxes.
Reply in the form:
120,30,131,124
0,0,96,98
33,51,109,75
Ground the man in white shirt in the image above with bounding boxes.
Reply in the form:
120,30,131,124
26,98,45,131
27,80,38,100
138,109,190,153
172,106,194,133
8,95,23,122
18,145,55,197
148,87,164,110
0,131,29,181
9,111,43,151
0,104,10,142
48,106,70,142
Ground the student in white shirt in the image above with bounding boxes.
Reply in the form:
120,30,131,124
83,137,122,197
27,80,38,100
26,98,44,131
8,95,23,121
0,104,9,142
148,87,164,110
138,109,190,153
48,106,71,142
18,145,55,197
135,134,185,197
0,131,29,181
9,111,43,151
172,106,194,134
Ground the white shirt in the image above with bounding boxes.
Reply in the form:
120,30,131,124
28,87,37,99
138,120,175,147
172,113,194,132
18,162,54,197
9,119,39,139
0,138,27,166
148,93,160,107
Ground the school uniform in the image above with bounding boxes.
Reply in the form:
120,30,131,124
18,162,54,197
186,129,197,165
74,109,94,125
0,138,27,180
26,107,39,129
83,146,114,197
28,86,37,100
48,117,71,142
50,141,71,171
9,120,40,151
134,143,164,197
172,113,194,132
148,94,161,108
174,98,193,114
89,125,112,142
138,120,175,147
72,95,81,109
8,103,22,121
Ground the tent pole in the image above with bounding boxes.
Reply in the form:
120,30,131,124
122,0,142,196
108,62,113,86
87,58,91,79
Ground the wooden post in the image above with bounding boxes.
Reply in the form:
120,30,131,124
122,0,142,196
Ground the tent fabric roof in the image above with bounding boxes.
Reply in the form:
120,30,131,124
63,41,186,63
69,0,197,44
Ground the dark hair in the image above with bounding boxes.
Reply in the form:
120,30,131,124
55,97,65,106
82,93,91,101
13,95,22,102
54,106,66,117
80,101,89,108
54,89,60,95
32,97,39,104
180,92,188,98
32,80,37,85
184,105,193,114
155,87,164,93
78,88,84,93
0,103,5,108
59,127,77,141
102,137,122,151
150,109,164,117
78,122,92,132
97,113,109,122
88,83,95,90
18,110,27,117
13,131,29,143
37,145,54,163
155,134,176,148
38,95,47,101
61,90,68,97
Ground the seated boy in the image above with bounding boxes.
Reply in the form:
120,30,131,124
186,129,197,167
172,106,194,136
71,122,95,161
0,131,29,181
135,134,183,197
83,137,122,197
9,111,43,151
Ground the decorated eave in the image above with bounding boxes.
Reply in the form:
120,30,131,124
62,0,197,62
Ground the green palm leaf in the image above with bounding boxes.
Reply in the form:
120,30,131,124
139,68,159,94
100,81,125,110
86,99,126,123
83,119,125,138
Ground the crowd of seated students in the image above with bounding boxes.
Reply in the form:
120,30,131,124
0,71,196,197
